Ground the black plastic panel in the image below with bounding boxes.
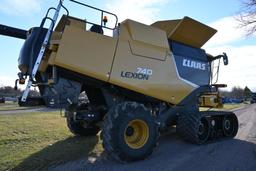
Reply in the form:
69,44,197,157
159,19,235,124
42,78,81,108
170,41,210,86
18,27,48,74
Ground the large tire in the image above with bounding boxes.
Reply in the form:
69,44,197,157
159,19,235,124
222,113,238,137
177,112,210,144
101,102,158,162
66,105,100,136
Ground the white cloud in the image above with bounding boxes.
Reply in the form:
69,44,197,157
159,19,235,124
105,0,168,24
0,75,15,87
206,16,246,46
204,16,256,91
207,45,256,91
0,0,42,16
206,16,256,47
0,75,27,90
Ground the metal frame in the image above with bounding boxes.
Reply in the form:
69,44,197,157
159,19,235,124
69,0,118,30
210,58,221,85
210,53,228,85
21,0,119,102
21,0,66,102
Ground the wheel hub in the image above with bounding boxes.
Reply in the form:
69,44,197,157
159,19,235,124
197,117,210,143
222,114,238,137
198,123,205,135
224,119,231,130
124,119,149,149
125,126,135,136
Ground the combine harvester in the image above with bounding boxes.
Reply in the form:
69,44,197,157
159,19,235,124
0,0,238,162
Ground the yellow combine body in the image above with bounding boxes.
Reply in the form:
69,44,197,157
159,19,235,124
0,0,238,162
39,15,219,105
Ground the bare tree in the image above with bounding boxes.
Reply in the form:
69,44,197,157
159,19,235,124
0,86,22,97
244,86,252,98
232,87,245,99
220,86,245,99
238,0,256,34
0,86,40,97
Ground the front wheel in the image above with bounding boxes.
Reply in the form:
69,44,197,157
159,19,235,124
101,102,158,162
66,116,100,136
65,105,100,136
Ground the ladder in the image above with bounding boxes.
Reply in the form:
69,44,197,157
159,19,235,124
21,0,65,102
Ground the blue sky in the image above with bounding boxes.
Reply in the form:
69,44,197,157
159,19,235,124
0,0,255,91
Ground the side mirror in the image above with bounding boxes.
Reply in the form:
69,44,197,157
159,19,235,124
223,52,228,65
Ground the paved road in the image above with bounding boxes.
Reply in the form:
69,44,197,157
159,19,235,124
49,104,256,171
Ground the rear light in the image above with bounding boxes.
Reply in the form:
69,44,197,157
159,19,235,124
19,79,25,84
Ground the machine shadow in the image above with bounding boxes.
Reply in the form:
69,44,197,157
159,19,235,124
13,135,99,171
12,130,256,171
77,131,256,171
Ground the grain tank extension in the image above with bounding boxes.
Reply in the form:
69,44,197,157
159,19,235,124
0,0,238,162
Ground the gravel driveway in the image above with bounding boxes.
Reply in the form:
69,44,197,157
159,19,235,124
49,104,256,171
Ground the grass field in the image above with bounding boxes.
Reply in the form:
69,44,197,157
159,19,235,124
200,103,245,111
222,103,246,110
0,103,245,170
0,102,30,111
0,111,102,171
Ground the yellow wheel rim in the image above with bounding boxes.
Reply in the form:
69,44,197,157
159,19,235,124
124,119,149,149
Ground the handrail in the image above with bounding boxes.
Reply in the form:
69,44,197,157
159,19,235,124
69,0,118,30
210,59,221,85
21,0,67,102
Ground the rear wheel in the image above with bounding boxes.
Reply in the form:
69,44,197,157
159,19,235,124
124,119,149,149
177,112,210,144
222,114,238,137
101,102,158,162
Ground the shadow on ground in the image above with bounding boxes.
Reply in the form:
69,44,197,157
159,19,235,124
13,136,99,171
12,130,256,171
50,132,256,171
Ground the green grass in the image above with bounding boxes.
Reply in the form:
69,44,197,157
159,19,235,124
200,103,246,111
0,103,246,170
222,103,245,110
0,103,30,111
0,111,102,171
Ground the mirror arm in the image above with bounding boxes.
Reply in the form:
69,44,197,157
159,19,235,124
208,53,228,65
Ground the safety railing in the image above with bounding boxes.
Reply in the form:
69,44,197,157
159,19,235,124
69,0,118,30
21,0,68,102
210,59,221,85
21,0,119,102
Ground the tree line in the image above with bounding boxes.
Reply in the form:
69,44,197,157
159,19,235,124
0,86,40,98
0,85,254,100
220,86,254,99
